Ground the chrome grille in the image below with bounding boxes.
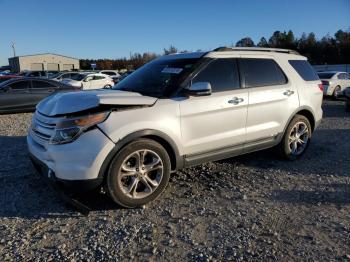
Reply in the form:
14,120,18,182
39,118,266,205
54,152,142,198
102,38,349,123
30,112,60,145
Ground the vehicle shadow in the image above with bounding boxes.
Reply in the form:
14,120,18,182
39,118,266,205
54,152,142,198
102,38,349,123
322,99,349,118
270,183,350,205
0,136,121,219
218,127,350,177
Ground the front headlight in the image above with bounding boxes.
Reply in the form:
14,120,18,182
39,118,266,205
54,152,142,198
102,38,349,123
50,111,110,145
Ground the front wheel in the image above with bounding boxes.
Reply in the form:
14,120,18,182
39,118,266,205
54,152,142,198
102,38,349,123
106,139,171,208
279,115,312,160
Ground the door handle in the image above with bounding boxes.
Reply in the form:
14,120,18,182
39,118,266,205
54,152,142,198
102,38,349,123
228,97,244,105
283,90,294,96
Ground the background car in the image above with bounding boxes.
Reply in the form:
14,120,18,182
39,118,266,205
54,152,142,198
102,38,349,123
343,87,350,111
18,70,59,78
98,70,121,84
0,70,11,76
99,70,120,77
49,72,81,81
318,71,350,99
0,78,80,114
62,73,114,90
0,74,21,83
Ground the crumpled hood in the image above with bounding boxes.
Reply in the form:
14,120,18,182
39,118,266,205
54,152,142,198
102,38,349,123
37,90,157,116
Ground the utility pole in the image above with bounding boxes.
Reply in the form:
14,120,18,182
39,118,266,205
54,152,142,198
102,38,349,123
11,42,16,57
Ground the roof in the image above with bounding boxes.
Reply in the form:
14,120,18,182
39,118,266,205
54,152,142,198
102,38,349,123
212,46,300,55
159,47,302,60
9,53,79,60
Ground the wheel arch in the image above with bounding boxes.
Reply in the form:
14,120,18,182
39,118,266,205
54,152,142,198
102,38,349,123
98,129,183,181
284,106,316,135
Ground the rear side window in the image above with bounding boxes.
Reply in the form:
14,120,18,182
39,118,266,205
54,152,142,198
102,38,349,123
193,58,240,92
289,60,319,81
239,58,287,88
103,71,116,76
94,75,105,80
32,80,56,89
338,73,350,80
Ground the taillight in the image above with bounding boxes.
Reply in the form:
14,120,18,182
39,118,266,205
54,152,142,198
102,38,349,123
318,84,324,91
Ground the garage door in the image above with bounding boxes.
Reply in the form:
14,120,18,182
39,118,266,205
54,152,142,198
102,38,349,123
62,64,74,70
47,63,59,71
31,63,44,70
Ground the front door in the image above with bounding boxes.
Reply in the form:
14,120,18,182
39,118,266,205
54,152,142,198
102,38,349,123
179,58,248,155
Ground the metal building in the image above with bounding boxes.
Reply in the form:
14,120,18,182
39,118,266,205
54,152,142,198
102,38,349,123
8,53,80,73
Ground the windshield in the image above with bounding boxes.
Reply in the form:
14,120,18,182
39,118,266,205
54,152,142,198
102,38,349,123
113,58,200,97
71,73,87,81
317,72,336,79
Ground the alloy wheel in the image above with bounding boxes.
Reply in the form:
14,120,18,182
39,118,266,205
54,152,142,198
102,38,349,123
117,149,164,199
288,122,309,156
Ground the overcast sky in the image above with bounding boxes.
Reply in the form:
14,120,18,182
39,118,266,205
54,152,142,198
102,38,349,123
0,0,349,66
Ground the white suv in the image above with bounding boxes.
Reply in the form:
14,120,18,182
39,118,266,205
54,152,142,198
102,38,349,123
27,47,323,208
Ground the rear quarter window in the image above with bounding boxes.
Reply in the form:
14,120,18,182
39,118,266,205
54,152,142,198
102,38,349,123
289,60,319,81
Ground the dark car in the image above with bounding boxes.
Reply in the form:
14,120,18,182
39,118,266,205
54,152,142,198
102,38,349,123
0,78,80,114
344,87,350,111
19,71,59,78
0,74,21,83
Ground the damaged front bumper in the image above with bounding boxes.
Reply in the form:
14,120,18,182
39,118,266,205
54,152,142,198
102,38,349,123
29,153,102,215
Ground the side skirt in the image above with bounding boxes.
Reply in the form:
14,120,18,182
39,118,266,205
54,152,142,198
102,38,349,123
183,134,282,168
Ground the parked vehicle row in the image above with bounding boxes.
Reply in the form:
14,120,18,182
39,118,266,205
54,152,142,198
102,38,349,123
0,78,79,114
0,69,133,113
28,47,323,208
317,71,350,99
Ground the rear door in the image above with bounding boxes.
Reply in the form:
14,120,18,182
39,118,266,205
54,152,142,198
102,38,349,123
180,58,248,156
240,57,299,149
0,80,32,111
30,80,57,105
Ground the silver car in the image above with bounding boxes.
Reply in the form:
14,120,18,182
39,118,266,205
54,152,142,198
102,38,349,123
28,47,323,208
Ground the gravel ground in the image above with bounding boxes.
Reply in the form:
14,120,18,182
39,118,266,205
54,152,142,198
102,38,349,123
0,100,349,261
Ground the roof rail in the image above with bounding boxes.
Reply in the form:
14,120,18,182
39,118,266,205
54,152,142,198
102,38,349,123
213,46,300,55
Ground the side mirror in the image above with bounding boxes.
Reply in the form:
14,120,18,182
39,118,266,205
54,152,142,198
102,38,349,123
186,82,212,96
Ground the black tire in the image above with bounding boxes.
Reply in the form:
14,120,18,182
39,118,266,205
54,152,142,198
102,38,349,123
279,115,312,161
106,139,171,208
104,85,112,89
333,86,341,100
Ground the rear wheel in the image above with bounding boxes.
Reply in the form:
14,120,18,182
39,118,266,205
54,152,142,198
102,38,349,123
279,115,312,160
104,84,112,89
333,86,341,99
106,139,171,208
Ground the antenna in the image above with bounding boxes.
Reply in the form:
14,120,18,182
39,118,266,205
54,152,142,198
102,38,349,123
11,42,16,57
